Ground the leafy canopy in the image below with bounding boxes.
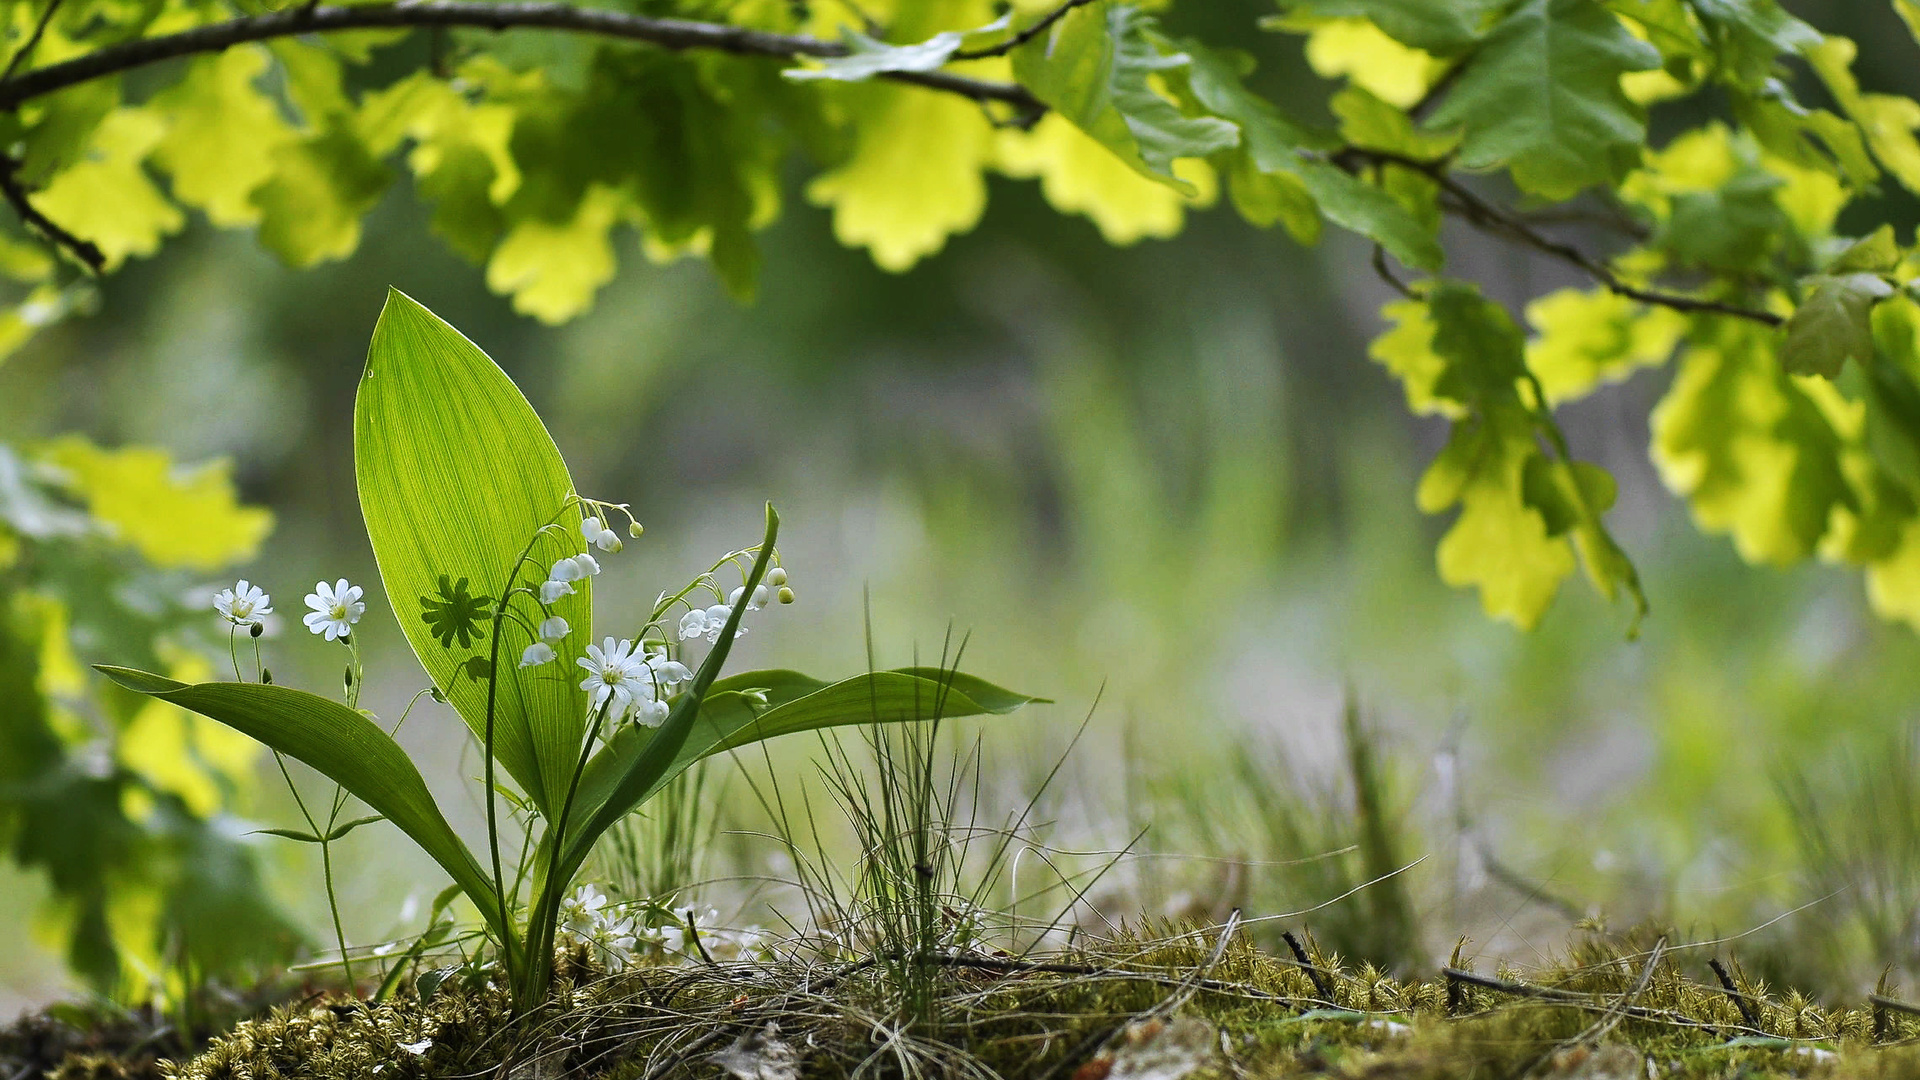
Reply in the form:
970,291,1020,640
6,0,1920,634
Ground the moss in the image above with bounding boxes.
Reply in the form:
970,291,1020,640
71,928,1920,1080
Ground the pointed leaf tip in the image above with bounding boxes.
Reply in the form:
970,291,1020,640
95,664,187,695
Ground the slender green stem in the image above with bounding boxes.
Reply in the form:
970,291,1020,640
227,627,241,682
272,752,356,989
521,698,613,1004
475,499,581,1001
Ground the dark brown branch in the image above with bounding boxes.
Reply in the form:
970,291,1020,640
1707,958,1761,1029
0,0,1044,112
951,0,1096,61
0,0,65,87
0,155,100,272
1341,148,1784,328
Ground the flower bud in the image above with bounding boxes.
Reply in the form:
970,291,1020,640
628,522,644,538
250,622,264,638
766,567,788,587
344,666,355,689
777,586,795,605
260,668,273,684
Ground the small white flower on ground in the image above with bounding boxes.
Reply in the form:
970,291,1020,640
581,516,622,553
519,642,555,667
633,698,669,727
398,1039,433,1056
646,648,692,686
560,884,609,931
549,557,584,583
590,914,639,972
729,585,769,611
214,580,272,627
578,637,651,714
538,616,570,641
540,579,575,604
572,552,602,577
302,578,365,640
678,608,710,641
662,907,721,956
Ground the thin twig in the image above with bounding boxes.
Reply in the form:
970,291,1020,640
0,0,64,87
1708,958,1760,1029
0,0,1043,112
950,0,1096,61
1371,244,1413,298
1281,931,1334,1002
0,155,101,271
1342,147,1784,327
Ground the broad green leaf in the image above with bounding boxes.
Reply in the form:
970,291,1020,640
38,437,272,570
29,108,183,270
572,667,1046,838
1651,320,1850,564
1293,17,1445,108
1781,273,1893,379
808,83,995,271
1329,86,1460,160
1802,36,1920,197
1427,281,1527,405
1178,40,1440,270
1271,0,1505,52
1225,157,1321,243
1416,405,1574,630
995,114,1215,245
93,667,501,935
1687,0,1819,90
1369,297,1463,417
1012,3,1238,193
1831,225,1902,275
360,72,519,263
486,185,623,323
1424,0,1661,198
1290,161,1442,271
252,124,392,268
1523,288,1685,404
355,290,589,814
148,47,296,227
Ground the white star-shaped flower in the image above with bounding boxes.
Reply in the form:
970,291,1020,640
578,637,652,715
302,578,364,641
213,580,272,627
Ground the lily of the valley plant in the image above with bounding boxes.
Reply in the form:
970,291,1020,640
100,291,1040,1012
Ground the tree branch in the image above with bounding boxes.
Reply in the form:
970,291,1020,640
0,155,101,272
0,0,1044,112
1340,148,1785,328
951,0,1096,61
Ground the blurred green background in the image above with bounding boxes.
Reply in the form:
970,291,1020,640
7,0,1920,1016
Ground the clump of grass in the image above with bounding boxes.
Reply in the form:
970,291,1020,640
1146,697,1424,974
1778,723,1920,992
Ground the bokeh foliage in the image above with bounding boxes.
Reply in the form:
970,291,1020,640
0,0,1919,633
0,438,298,999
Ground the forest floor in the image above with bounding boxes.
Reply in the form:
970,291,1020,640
11,925,1920,1080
